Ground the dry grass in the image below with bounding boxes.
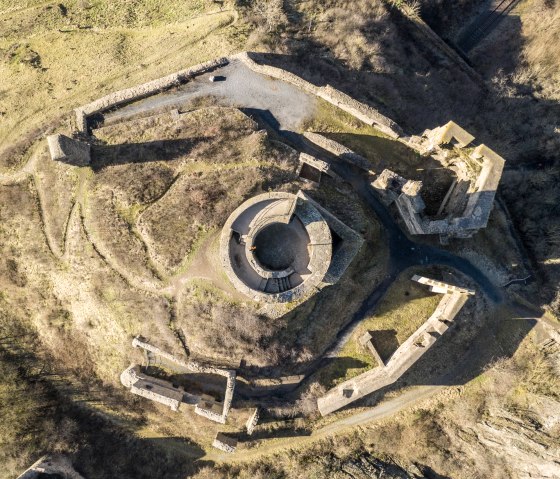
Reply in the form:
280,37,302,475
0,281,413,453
92,108,298,278
195,321,559,479
317,268,441,388
0,0,240,170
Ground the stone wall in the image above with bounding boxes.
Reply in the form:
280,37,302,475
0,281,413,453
74,57,229,132
302,132,372,171
359,332,385,367
132,337,236,423
194,405,227,424
219,191,335,304
299,191,364,286
245,407,260,435
120,365,184,412
17,455,85,479
235,52,402,138
47,134,91,166
412,274,475,295
371,169,408,205
298,152,332,184
317,276,473,416
423,121,475,152
377,122,505,240
212,432,238,453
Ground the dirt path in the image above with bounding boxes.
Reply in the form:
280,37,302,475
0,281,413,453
210,300,557,463
207,384,445,463
5,51,555,464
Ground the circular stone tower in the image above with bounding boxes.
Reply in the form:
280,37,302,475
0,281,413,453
220,192,332,302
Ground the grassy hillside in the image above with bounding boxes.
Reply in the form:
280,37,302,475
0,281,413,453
0,0,241,170
2,0,560,477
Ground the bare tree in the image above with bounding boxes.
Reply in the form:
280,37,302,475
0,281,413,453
252,0,287,33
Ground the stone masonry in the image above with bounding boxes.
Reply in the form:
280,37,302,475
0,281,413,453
303,132,372,171
17,455,85,479
298,152,334,184
212,432,238,453
317,275,474,416
359,332,385,367
376,121,505,240
132,337,236,424
47,134,91,166
245,407,260,435
120,365,184,411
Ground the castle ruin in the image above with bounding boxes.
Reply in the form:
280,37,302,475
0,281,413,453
120,338,236,424
317,275,475,416
219,190,363,303
373,121,505,241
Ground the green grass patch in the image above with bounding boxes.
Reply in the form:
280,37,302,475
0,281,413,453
301,99,385,137
301,99,422,173
317,269,441,387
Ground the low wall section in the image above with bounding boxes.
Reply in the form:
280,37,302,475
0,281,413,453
302,132,372,171
317,277,473,416
234,52,402,138
74,57,229,132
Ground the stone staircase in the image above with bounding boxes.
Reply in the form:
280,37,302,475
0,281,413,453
261,276,292,293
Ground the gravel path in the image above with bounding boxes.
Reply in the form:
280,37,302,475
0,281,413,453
106,59,317,131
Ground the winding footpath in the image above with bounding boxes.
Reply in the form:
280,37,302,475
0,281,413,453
3,59,556,461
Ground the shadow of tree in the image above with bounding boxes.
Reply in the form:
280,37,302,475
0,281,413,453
74,434,211,479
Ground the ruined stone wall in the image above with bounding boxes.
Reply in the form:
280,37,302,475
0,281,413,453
121,365,184,411
359,332,385,367
212,433,237,453
317,277,473,416
47,134,91,166
302,132,372,171
412,274,475,295
380,123,506,239
194,405,227,424
245,408,260,435
460,144,505,222
74,57,229,132
130,381,182,412
298,191,364,286
384,293,468,375
132,337,236,422
235,52,402,138
17,455,85,479
299,152,330,173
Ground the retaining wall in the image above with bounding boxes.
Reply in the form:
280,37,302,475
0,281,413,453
235,52,402,138
74,57,229,132
317,277,473,416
